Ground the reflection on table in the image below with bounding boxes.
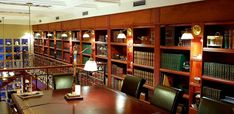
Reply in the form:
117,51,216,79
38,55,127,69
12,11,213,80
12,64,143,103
12,86,171,114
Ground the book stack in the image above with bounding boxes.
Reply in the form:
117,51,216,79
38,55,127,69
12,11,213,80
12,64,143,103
204,62,234,81
111,64,124,77
49,41,54,47
133,69,154,86
134,51,154,67
161,53,186,71
111,77,123,90
223,29,234,49
221,96,234,104
165,26,175,46
56,41,62,49
203,86,222,100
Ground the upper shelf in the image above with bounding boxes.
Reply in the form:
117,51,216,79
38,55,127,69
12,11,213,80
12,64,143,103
160,68,190,77
110,42,127,46
160,46,190,50
203,47,234,54
133,44,154,48
132,63,154,70
202,75,234,86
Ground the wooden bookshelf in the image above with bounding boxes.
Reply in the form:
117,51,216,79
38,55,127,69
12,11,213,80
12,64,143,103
202,75,234,86
110,42,127,46
160,46,190,50
160,68,190,77
132,63,154,70
111,59,127,64
203,47,234,53
95,41,107,44
96,55,108,59
32,2,234,112
133,44,154,48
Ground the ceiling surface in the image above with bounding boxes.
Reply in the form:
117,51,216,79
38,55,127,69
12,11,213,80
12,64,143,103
0,0,203,25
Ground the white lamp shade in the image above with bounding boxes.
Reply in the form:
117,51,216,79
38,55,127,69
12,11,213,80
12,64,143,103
117,32,126,39
181,32,194,40
35,33,41,37
84,59,98,71
47,33,53,37
83,33,90,38
61,33,68,38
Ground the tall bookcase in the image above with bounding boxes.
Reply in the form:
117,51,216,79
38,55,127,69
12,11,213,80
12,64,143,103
33,1,234,113
132,26,155,90
159,24,192,113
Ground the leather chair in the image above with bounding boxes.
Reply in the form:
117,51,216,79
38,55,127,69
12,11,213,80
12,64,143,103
53,73,74,90
121,76,146,99
198,97,234,114
0,101,9,114
150,85,182,114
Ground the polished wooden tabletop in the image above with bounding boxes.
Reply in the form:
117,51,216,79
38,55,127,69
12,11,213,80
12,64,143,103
12,86,171,114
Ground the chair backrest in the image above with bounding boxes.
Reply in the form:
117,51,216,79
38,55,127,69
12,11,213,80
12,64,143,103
121,76,146,99
53,73,74,90
198,97,234,114
150,85,182,113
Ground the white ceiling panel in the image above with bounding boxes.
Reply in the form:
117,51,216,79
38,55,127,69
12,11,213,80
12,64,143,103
0,0,203,25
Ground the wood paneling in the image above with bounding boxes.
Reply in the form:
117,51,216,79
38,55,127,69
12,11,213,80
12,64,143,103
160,0,234,24
95,16,109,29
49,22,61,31
151,8,160,25
110,12,133,27
132,9,152,26
37,24,48,31
32,25,38,31
80,17,96,29
61,19,80,30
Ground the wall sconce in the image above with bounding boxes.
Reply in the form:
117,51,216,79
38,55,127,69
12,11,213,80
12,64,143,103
83,30,94,38
61,32,68,38
35,33,41,37
181,29,194,40
117,30,126,39
117,28,132,39
47,33,53,37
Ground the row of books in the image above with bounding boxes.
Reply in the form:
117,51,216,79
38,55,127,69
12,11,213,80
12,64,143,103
134,51,154,67
204,62,234,81
111,77,123,91
111,64,125,77
133,69,154,86
161,53,186,71
223,29,234,49
203,86,221,100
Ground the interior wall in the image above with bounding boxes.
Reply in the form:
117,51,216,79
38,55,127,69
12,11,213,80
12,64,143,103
0,24,33,53
0,24,31,38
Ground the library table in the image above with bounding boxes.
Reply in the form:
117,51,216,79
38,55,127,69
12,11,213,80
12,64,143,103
12,86,170,114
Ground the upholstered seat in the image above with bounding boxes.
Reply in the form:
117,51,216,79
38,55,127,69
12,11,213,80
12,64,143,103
121,76,146,99
150,85,182,113
0,101,10,114
53,73,74,90
198,97,234,114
